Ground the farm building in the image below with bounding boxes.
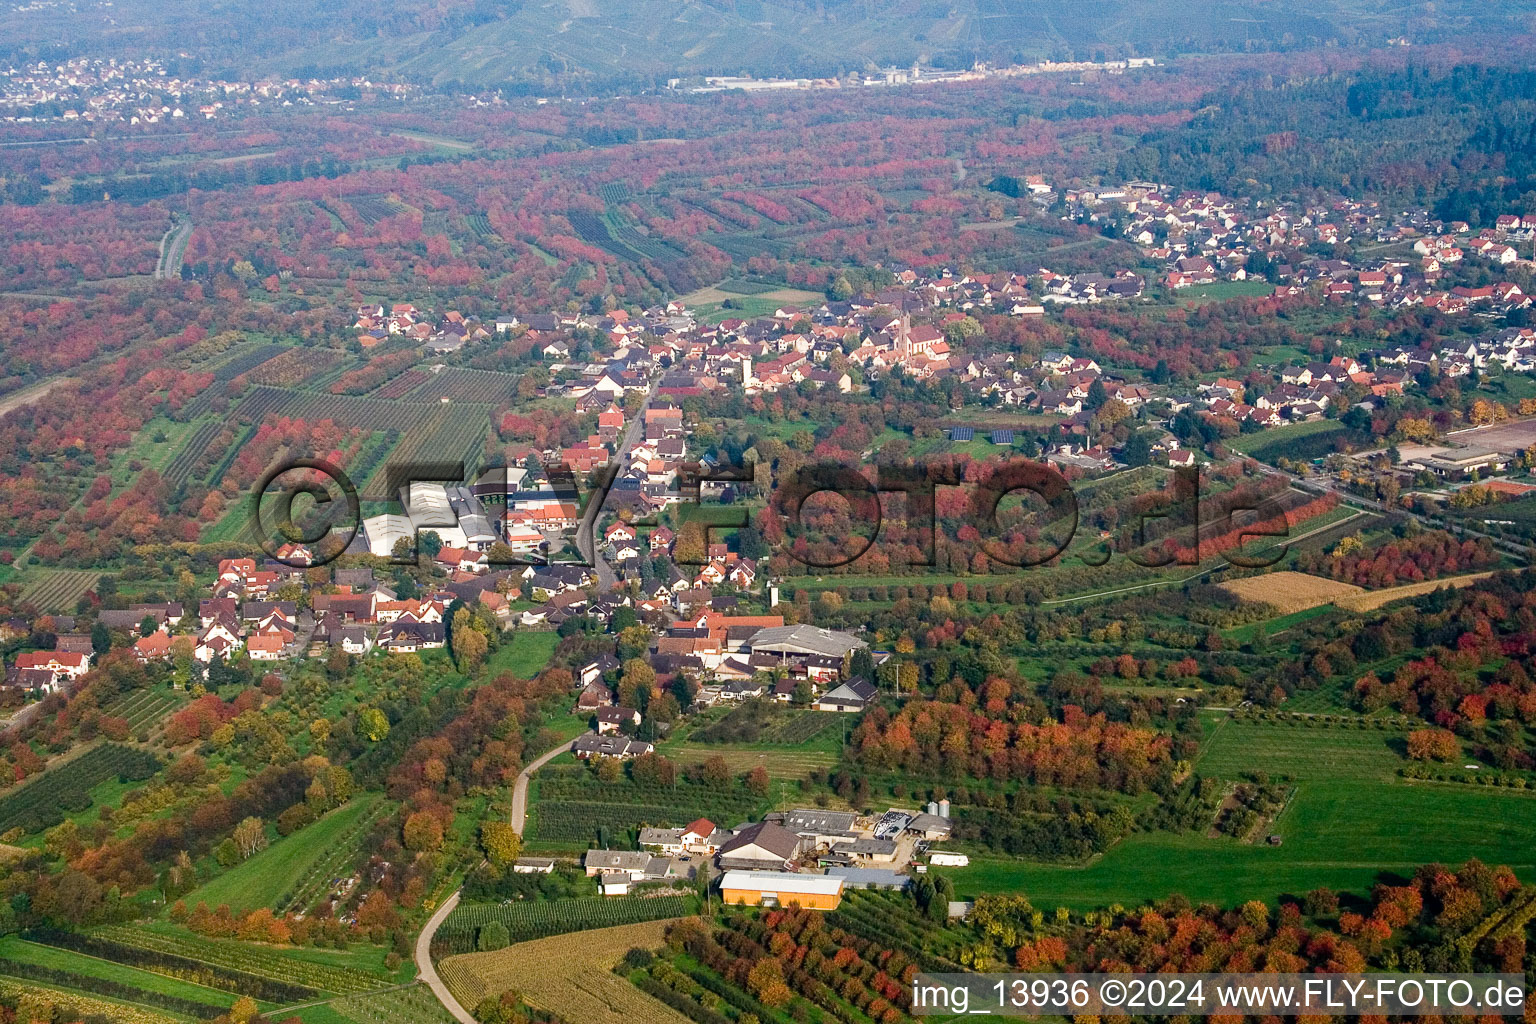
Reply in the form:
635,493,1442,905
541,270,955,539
717,821,803,871
719,870,845,910
780,808,858,845
814,676,878,712
824,866,910,891
747,624,867,661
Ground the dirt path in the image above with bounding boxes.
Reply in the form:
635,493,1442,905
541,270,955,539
0,377,71,418
511,732,586,834
416,732,588,1024
414,893,477,1024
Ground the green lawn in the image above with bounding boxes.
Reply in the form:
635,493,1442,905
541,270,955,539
184,796,381,913
1228,418,1345,456
1179,279,1275,303
692,296,783,323
949,718,1536,908
201,501,253,544
1222,604,1338,643
0,935,244,1009
485,630,560,679
110,416,206,492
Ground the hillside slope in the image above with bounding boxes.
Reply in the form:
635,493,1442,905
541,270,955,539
3,0,1521,88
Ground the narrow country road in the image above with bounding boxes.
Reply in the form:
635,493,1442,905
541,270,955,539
511,732,586,834
414,733,589,1024
155,219,192,280
413,892,476,1024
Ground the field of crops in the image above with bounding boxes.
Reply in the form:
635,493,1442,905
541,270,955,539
278,796,391,915
371,371,429,399
410,368,521,403
528,766,763,846
208,343,289,382
19,570,100,612
0,976,180,1024
24,928,318,1004
245,348,344,387
1219,571,1364,615
465,213,498,240
439,920,687,1023
0,744,161,834
92,926,386,996
359,407,490,501
346,195,410,227
100,689,181,733
1229,419,1356,461
568,209,686,266
1334,571,1497,611
238,386,432,432
328,983,457,1024
433,896,693,956
0,953,229,1019
760,713,839,743
175,343,289,418
161,419,225,490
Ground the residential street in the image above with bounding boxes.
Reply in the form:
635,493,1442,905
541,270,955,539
574,386,652,591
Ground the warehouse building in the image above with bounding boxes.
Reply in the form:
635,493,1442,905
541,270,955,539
719,870,845,910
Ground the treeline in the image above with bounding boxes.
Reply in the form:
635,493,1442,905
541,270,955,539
67,157,358,205
23,929,318,1003
0,957,228,1018
951,800,1134,859
1298,530,1499,588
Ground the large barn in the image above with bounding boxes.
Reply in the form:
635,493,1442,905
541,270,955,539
719,870,844,910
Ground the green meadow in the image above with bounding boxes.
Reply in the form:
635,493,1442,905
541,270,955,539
949,718,1536,908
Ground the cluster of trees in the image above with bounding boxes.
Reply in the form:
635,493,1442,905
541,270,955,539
1300,530,1498,588
666,909,917,1024
0,201,164,289
1007,859,1527,977
851,698,1175,793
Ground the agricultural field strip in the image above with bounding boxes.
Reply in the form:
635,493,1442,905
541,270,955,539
238,385,493,432
0,744,161,835
92,926,386,995
434,896,692,956
408,367,522,403
18,570,101,612
0,945,232,1018
0,975,181,1024
9,932,284,1007
324,984,458,1024
161,420,225,491
279,797,392,914
100,690,181,730
438,920,687,1023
